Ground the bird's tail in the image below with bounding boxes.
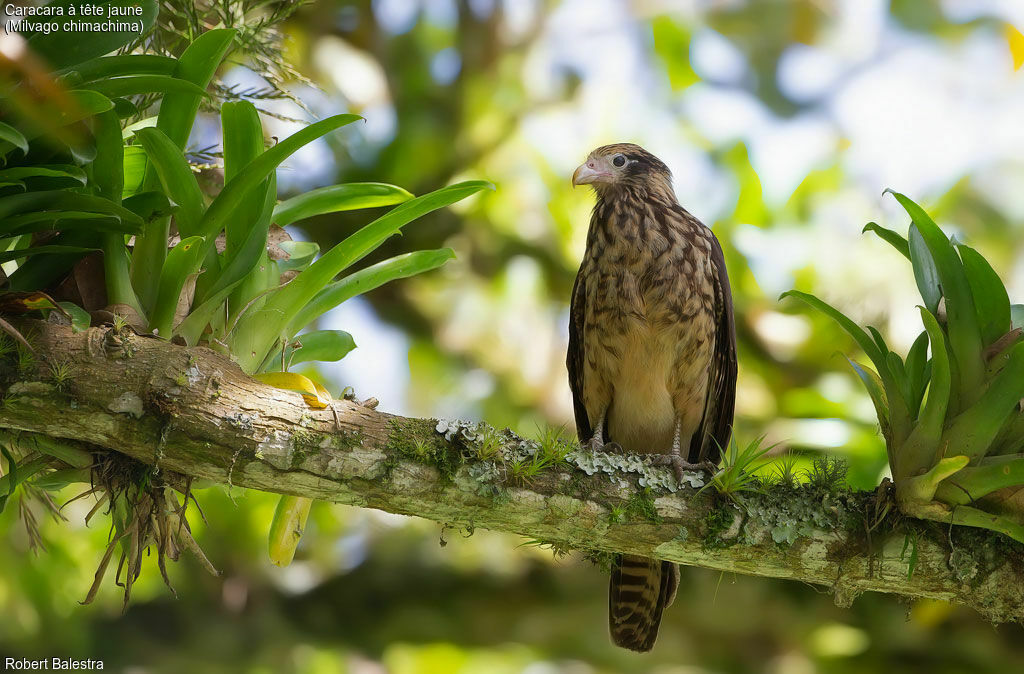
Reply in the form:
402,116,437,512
608,554,679,652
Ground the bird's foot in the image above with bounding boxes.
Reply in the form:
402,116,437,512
587,437,623,454
649,455,718,484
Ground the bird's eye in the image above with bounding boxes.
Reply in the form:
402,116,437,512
613,155,626,167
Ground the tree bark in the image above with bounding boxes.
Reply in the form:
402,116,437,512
2,319,1023,623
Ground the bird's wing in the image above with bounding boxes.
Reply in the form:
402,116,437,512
690,230,737,464
567,269,593,442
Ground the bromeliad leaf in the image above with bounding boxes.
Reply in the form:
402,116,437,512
957,243,1011,347
780,290,887,374
285,248,455,336
135,127,205,236
273,183,415,226
262,330,357,373
908,224,941,315
232,182,488,373
862,222,910,259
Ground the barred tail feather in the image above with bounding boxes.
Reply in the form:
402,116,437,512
608,555,679,652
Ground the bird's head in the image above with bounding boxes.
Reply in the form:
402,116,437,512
572,143,674,199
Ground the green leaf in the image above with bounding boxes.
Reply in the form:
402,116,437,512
220,100,267,257
273,183,414,226
58,301,92,332
899,307,952,479
226,183,487,371
25,0,158,70
176,189,275,344
846,358,890,435
780,290,887,373
904,330,930,418
862,222,910,259
154,29,236,151
150,236,205,338
286,248,456,336
132,28,236,311
62,54,178,82
197,114,362,253
908,224,941,315
76,75,209,99
263,330,357,372
0,165,86,185
943,342,1024,463
135,127,205,236
0,245,99,263
888,190,984,401
122,145,148,197
957,243,1011,347
0,121,29,156
276,241,320,272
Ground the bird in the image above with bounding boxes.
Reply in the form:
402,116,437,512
567,143,737,652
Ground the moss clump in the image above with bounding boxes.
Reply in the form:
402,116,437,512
702,501,738,550
623,487,662,524
390,418,465,484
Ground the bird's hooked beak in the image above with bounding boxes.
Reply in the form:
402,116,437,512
572,158,610,186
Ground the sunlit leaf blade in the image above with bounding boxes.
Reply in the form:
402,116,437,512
904,330,930,418
157,29,236,148
135,127,205,236
908,224,941,314
957,243,1011,347
175,209,273,344
150,237,204,337
131,29,236,310
889,190,984,399
197,114,362,258
221,100,267,256
900,307,952,478
862,222,910,259
273,183,414,226
263,330,357,373
285,248,456,336
122,146,148,197
232,181,488,373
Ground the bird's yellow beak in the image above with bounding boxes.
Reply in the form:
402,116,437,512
572,160,608,186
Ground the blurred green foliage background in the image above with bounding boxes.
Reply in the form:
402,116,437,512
4,0,1024,672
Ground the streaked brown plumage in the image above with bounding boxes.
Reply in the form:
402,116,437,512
568,143,737,652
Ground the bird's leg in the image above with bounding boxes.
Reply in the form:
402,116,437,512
649,417,717,483
587,409,622,453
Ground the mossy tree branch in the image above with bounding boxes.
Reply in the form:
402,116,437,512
2,320,1024,623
